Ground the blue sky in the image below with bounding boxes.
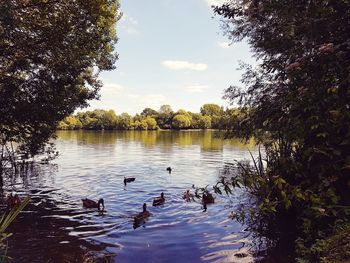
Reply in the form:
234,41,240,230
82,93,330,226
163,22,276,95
87,0,255,115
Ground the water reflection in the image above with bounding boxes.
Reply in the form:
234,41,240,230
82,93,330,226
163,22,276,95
56,130,255,152
5,131,258,263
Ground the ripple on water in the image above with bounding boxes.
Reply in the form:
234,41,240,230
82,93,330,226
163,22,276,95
5,131,259,263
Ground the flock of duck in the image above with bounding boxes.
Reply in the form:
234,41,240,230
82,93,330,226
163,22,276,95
3,166,217,229
81,167,215,229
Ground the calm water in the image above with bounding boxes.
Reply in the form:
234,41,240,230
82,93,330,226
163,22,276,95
5,130,259,263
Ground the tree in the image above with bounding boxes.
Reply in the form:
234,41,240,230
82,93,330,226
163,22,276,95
159,105,173,115
200,104,222,117
0,0,120,161
157,105,174,129
59,116,82,130
200,104,222,128
198,115,211,129
103,110,118,130
172,114,191,129
117,113,132,130
145,117,157,130
141,108,158,117
190,113,202,129
133,120,148,130
215,0,350,261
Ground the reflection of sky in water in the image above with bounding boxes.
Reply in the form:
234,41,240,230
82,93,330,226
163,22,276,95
6,130,259,262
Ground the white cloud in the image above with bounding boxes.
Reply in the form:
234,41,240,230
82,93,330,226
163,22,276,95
161,60,208,71
184,84,208,93
206,0,227,6
217,41,230,49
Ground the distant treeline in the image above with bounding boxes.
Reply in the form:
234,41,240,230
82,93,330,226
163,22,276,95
57,104,241,130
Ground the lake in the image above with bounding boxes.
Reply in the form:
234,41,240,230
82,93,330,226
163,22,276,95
5,130,259,263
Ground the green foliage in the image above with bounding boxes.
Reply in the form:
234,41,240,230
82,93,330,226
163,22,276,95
0,196,30,262
198,115,211,129
200,104,222,117
144,117,157,130
0,0,120,159
117,113,132,130
172,114,191,129
140,108,158,117
156,105,174,129
56,104,237,131
200,104,223,128
214,0,350,261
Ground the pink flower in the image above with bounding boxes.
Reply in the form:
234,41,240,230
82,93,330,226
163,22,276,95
318,43,334,53
318,208,326,214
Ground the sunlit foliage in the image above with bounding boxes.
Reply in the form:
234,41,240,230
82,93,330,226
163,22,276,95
214,0,350,261
0,0,120,159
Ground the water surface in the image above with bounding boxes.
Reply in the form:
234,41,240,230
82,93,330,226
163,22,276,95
5,130,258,262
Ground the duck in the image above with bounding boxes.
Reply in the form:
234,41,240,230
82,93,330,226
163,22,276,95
134,203,151,224
182,190,193,202
166,167,172,174
152,192,165,206
202,192,215,205
82,198,105,211
124,177,136,185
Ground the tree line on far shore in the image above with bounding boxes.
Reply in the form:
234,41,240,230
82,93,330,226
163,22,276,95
57,104,241,130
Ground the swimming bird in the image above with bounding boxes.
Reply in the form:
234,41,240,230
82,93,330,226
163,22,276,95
202,192,215,205
133,203,151,229
166,167,172,174
124,177,136,185
152,192,165,206
182,190,193,202
134,203,151,223
82,198,105,211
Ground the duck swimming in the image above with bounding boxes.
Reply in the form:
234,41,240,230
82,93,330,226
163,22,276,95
152,192,165,206
82,198,105,211
124,177,136,185
182,190,193,202
166,167,172,174
133,203,151,229
202,192,215,205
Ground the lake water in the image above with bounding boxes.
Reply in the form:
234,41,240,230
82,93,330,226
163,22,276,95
5,130,259,263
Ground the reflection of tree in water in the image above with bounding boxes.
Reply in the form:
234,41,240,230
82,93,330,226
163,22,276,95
218,164,294,263
57,130,256,152
1,165,116,263
7,198,115,262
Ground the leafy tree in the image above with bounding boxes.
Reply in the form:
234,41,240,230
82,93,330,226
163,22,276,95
157,105,174,129
172,114,191,129
145,117,157,130
159,105,173,115
59,116,82,130
200,104,222,117
176,109,191,117
141,108,158,117
133,120,147,130
117,113,132,130
103,110,118,130
200,104,223,128
0,0,120,160
190,113,202,129
215,0,350,261
198,115,211,129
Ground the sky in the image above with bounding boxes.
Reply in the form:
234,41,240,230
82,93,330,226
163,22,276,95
87,0,255,115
